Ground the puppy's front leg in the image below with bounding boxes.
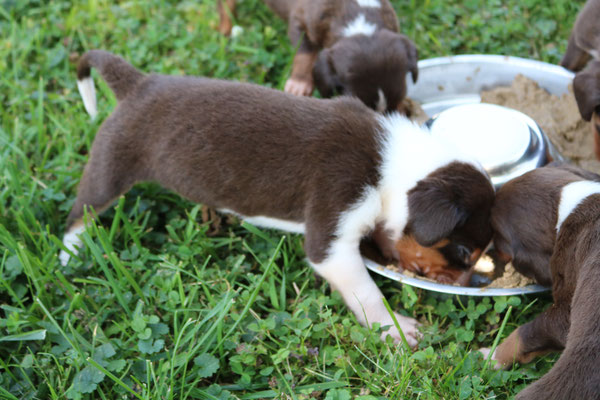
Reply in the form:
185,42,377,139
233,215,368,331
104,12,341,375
480,303,569,369
285,19,318,96
310,242,419,348
217,0,236,36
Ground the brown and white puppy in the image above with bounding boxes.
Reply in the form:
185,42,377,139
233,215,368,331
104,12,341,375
62,50,494,347
560,0,600,72
573,60,600,159
219,0,418,113
481,163,600,399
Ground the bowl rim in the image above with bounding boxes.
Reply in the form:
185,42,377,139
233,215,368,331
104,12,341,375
365,259,550,296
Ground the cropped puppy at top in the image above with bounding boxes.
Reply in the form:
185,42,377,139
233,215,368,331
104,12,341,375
560,0,600,72
62,50,494,347
482,163,600,399
219,0,418,113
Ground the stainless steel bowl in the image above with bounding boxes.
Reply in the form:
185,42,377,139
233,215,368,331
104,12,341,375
365,55,571,296
427,103,547,189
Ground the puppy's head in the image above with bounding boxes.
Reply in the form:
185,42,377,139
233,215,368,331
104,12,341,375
490,163,598,286
313,29,418,113
560,0,600,71
573,60,600,121
403,162,495,278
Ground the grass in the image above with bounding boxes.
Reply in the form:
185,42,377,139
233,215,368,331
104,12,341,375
0,0,585,398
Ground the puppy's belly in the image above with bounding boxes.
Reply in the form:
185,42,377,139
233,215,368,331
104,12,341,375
219,209,305,234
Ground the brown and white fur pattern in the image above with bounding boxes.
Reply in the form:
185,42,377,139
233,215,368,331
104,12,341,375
61,50,494,347
219,0,418,113
481,163,600,399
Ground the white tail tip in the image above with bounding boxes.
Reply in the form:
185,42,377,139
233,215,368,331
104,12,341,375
77,77,98,120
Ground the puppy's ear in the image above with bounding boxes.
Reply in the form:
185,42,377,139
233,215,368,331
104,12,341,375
573,62,600,121
406,179,466,247
312,49,336,98
560,35,592,72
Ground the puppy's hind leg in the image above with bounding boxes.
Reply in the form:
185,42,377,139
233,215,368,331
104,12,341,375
480,302,569,370
60,139,139,265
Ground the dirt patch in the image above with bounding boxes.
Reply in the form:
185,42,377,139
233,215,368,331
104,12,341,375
481,74,600,174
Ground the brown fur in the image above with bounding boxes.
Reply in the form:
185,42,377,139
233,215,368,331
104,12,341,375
220,0,418,112
560,0,600,72
595,113,600,159
490,163,600,399
573,60,600,122
218,0,237,36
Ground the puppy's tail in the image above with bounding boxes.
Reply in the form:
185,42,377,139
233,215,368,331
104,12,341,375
76,50,144,119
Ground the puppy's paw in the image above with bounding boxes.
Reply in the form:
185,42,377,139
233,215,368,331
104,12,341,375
478,347,503,370
284,78,313,96
58,249,71,266
380,313,421,349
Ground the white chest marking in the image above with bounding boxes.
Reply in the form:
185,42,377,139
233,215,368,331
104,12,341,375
356,0,381,7
557,181,600,231
343,14,377,37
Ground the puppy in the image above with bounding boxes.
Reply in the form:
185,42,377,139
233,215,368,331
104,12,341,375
482,163,600,399
573,60,600,159
62,50,494,347
560,0,600,72
219,0,418,113
217,0,237,36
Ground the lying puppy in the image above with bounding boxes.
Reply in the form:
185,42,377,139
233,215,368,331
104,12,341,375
62,50,494,347
560,0,600,72
219,0,418,113
482,163,600,399
573,60,600,159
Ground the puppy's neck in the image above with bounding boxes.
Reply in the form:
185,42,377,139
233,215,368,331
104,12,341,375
375,114,482,238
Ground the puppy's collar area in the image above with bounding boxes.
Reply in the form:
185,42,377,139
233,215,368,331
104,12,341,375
375,113,486,226
557,180,600,232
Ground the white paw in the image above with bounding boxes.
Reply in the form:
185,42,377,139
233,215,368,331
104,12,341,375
284,78,313,96
380,312,420,348
478,347,502,370
60,225,85,266
58,249,71,266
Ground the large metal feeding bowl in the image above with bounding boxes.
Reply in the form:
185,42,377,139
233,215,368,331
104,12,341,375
365,55,574,296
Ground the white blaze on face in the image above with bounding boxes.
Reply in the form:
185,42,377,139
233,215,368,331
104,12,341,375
356,0,381,7
342,14,377,37
556,180,600,232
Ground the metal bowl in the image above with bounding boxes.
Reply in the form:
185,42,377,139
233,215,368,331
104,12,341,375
427,103,547,189
365,55,571,296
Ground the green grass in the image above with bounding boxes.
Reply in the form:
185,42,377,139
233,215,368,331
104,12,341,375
0,0,585,398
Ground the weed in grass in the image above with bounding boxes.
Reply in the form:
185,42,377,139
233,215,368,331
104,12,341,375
0,0,584,398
